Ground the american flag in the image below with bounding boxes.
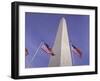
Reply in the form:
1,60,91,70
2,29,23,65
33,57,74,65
71,44,82,58
25,48,29,56
41,42,55,56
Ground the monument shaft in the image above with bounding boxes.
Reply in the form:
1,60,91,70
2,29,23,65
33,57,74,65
48,17,72,67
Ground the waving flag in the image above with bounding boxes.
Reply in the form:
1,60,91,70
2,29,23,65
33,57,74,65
71,44,82,58
25,48,29,56
41,42,55,56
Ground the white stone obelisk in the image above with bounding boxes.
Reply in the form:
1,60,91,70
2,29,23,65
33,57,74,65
48,17,72,67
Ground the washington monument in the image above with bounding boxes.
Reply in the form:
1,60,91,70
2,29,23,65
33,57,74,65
48,17,72,67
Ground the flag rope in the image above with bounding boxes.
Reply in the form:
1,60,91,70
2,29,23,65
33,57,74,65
28,42,43,67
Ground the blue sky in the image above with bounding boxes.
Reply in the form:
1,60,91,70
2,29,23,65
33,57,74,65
25,12,89,68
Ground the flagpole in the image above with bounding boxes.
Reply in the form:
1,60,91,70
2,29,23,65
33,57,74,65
28,42,43,67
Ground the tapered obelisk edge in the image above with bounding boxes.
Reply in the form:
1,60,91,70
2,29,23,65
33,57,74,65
60,17,72,66
48,17,72,67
